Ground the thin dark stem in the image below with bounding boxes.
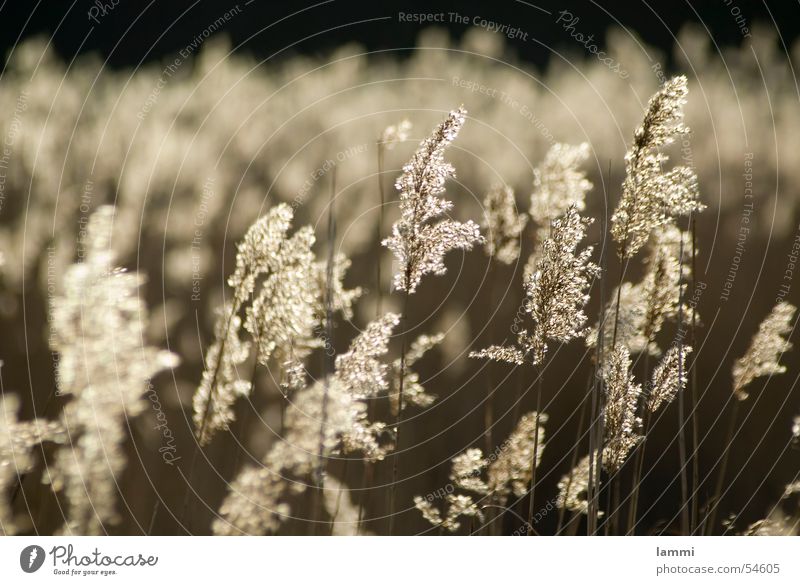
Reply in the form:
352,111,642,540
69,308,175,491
356,459,375,535
705,399,740,534
356,140,387,533
676,231,690,535
388,289,411,535
376,141,386,318
485,262,497,455
526,364,544,535
689,216,700,532
627,409,652,534
557,389,589,534
312,168,337,535
329,458,350,535
588,184,610,534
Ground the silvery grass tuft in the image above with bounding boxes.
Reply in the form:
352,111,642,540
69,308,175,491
193,203,360,446
611,76,704,261
601,346,642,474
214,313,399,535
590,223,692,356
526,142,592,277
732,302,796,400
414,411,547,532
481,183,528,265
49,206,179,534
389,333,443,414
647,345,692,412
0,392,66,535
472,205,599,365
556,453,597,517
383,106,483,294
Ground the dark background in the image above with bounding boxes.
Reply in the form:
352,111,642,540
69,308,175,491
1,1,793,71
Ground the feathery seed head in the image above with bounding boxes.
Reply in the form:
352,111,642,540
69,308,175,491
555,453,601,517
487,411,548,499
647,345,692,412
380,119,412,149
383,107,483,293
602,346,642,473
530,142,592,226
50,205,177,534
611,76,704,259
450,448,489,493
482,183,528,264
732,302,796,400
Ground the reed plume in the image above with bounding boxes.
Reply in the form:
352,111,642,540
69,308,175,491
611,76,703,261
732,302,796,400
214,313,399,535
590,224,691,355
0,393,66,535
472,206,599,365
193,204,360,445
555,453,598,517
383,107,483,294
647,345,692,412
601,346,642,473
414,411,547,532
526,142,592,277
481,183,527,265
389,332,443,415
49,206,178,534
530,143,592,223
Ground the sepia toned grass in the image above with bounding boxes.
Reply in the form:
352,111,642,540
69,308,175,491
1,69,798,538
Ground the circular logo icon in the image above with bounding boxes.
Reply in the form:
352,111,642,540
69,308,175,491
20,545,46,573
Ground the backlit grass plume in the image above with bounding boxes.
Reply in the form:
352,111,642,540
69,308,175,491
529,142,592,227
647,345,692,412
472,206,599,365
214,313,399,535
414,411,547,532
481,183,527,265
49,206,178,534
590,224,690,355
383,107,482,294
555,453,597,517
732,302,796,400
193,204,360,446
611,76,703,260
602,346,642,473
526,143,592,277
389,332,443,414
0,393,66,535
